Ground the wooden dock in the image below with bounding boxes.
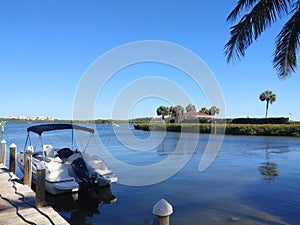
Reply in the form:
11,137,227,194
0,163,69,225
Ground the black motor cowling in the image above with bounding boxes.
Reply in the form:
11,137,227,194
71,157,90,183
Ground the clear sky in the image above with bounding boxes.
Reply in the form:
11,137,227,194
0,0,299,120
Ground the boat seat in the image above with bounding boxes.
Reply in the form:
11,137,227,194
33,153,53,163
43,145,55,157
27,146,34,152
57,148,74,159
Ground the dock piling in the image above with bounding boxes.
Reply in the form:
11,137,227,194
153,199,173,225
9,143,16,174
36,163,46,208
1,139,6,165
24,150,32,187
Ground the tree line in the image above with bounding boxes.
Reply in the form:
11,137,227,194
157,89,278,122
156,104,220,122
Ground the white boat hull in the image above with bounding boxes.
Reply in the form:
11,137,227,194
17,150,117,195
17,123,117,195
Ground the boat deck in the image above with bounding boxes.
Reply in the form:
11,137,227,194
0,163,69,225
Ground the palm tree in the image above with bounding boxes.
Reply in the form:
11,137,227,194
156,106,169,121
199,107,211,115
171,105,185,123
185,104,196,112
225,0,300,78
210,106,220,116
199,106,220,115
259,90,276,118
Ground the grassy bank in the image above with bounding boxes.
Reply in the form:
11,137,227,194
134,123,300,137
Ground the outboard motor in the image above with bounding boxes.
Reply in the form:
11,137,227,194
71,157,90,183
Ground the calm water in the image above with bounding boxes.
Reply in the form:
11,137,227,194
1,122,300,225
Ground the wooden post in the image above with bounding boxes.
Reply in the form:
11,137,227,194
153,199,173,225
23,151,32,188
1,139,6,165
9,143,16,174
214,120,217,135
36,163,45,208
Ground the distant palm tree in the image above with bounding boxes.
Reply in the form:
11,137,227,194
185,104,196,112
171,105,185,123
210,106,220,116
199,106,220,115
225,0,300,78
156,106,170,121
199,107,210,115
259,90,276,118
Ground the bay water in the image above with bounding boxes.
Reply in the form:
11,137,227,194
1,122,299,225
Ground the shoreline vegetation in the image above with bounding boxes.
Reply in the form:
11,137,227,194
133,117,300,137
134,123,300,137
1,117,300,137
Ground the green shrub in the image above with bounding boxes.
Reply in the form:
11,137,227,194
230,117,289,124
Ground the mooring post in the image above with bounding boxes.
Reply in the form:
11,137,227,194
23,151,32,188
214,120,217,135
153,199,173,225
36,163,45,208
1,139,6,165
9,143,16,174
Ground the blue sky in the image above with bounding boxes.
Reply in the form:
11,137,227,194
0,1,299,120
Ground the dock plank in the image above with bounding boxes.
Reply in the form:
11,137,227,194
0,163,69,225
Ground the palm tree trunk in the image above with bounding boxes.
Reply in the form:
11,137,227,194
265,100,269,118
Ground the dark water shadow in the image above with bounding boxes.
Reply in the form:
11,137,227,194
45,186,117,225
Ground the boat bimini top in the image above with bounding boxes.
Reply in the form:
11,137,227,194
27,123,94,135
24,123,95,152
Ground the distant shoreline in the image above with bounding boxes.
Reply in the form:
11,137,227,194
3,117,300,137
2,116,297,125
0,118,135,124
134,123,300,137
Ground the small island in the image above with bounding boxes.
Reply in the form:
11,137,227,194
134,101,300,137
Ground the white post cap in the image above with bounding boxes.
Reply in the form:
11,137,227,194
153,198,173,217
10,143,17,148
1,139,6,143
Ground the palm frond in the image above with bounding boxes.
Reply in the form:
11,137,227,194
225,14,254,62
260,93,266,101
225,0,292,63
227,0,258,22
273,1,300,78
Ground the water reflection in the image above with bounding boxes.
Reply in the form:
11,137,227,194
157,133,203,157
258,145,279,183
45,186,117,224
259,162,279,182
